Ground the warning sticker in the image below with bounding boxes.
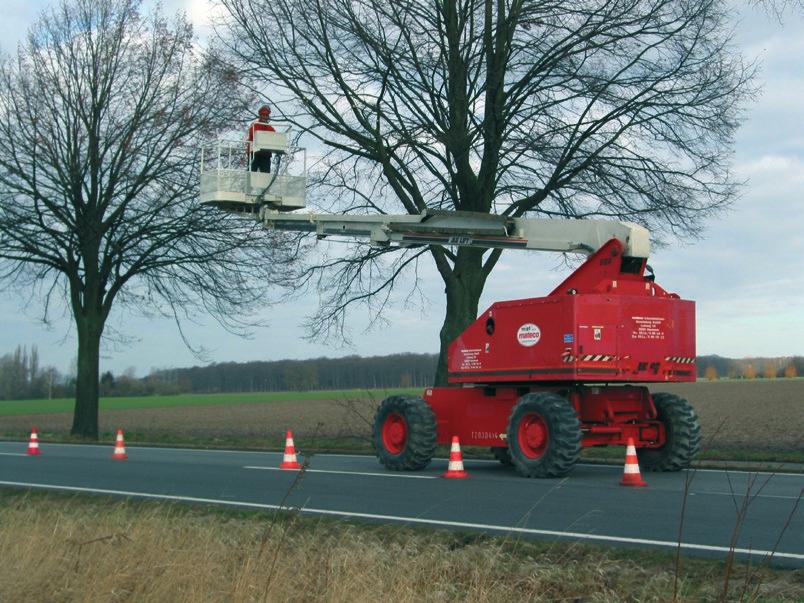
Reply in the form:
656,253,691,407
631,316,666,341
517,323,541,347
459,348,482,370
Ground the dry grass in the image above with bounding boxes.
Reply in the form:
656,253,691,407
1,492,800,602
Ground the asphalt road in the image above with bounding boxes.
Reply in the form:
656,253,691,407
1,441,802,567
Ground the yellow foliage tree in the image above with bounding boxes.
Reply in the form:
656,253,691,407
784,364,797,379
763,363,776,379
704,366,718,381
744,365,756,379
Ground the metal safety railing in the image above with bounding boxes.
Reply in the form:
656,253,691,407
199,130,307,211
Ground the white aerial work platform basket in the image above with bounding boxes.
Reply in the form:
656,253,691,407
199,129,307,213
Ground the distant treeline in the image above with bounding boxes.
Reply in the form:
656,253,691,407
148,354,438,394
1,346,801,400
696,355,801,380
144,354,802,394
102,353,804,396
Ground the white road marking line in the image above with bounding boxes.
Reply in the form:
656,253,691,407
692,491,802,501
0,442,282,455
682,467,804,477
0,479,801,562
576,463,804,478
0,452,28,457
309,452,380,459
0,443,370,461
1,442,801,478
243,466,437,479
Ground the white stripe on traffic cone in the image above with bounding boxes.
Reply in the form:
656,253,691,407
279,430,302,469
112,429,128,460
619,437,647,487
442,436,468,479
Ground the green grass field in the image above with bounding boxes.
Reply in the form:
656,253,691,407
0,388,421,417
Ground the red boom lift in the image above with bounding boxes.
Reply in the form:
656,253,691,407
201,148,701,478
400,234,700,478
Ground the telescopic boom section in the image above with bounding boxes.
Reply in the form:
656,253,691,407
260,209,651,259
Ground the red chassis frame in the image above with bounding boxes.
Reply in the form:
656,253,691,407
424,384,665,449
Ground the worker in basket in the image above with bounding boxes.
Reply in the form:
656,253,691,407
247,105,276,173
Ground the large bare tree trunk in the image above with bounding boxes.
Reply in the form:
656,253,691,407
71,261,106,438
433,248,489,386
71,314,103,438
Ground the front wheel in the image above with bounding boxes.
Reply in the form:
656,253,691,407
373,395,437,471
637,393,701,472
507,392,582,478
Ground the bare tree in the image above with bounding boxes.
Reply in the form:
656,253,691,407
221,0,754,384
0,0,297,438
751,0,804,19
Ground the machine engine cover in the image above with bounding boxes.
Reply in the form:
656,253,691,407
448,240,695,384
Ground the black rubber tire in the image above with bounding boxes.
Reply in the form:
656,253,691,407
637,393,701,472
491,447,512,466
373,395,437,471
506,392,582,478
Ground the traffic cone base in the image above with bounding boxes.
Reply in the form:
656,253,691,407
620,437,647,487
27,427,41,456
112,429,128,460
442,436,469,479
280,431,302,470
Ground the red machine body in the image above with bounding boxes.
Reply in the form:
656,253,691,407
425,238,696,451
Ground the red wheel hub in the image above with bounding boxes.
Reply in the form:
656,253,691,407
518,413,548,458
382,412,408,455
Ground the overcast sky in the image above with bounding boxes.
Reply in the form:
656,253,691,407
1,1,802,376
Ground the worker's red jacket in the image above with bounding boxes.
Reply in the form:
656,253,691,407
247,120,276,152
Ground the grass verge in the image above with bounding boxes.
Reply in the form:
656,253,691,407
1,489,800,602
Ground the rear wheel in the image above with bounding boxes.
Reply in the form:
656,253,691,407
637,393,701,472
506,392,582,478
373,395,437,470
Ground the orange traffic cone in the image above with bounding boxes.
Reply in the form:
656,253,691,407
279,431,302,470
442,436,469,479
112,429,128,460
27,427,41,456
619,437,647,487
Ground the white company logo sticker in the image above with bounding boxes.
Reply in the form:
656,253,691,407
517,323,541,347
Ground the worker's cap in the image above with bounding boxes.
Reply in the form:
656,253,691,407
258,105,271,117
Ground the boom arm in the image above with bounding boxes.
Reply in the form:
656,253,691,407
260,209,651,258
